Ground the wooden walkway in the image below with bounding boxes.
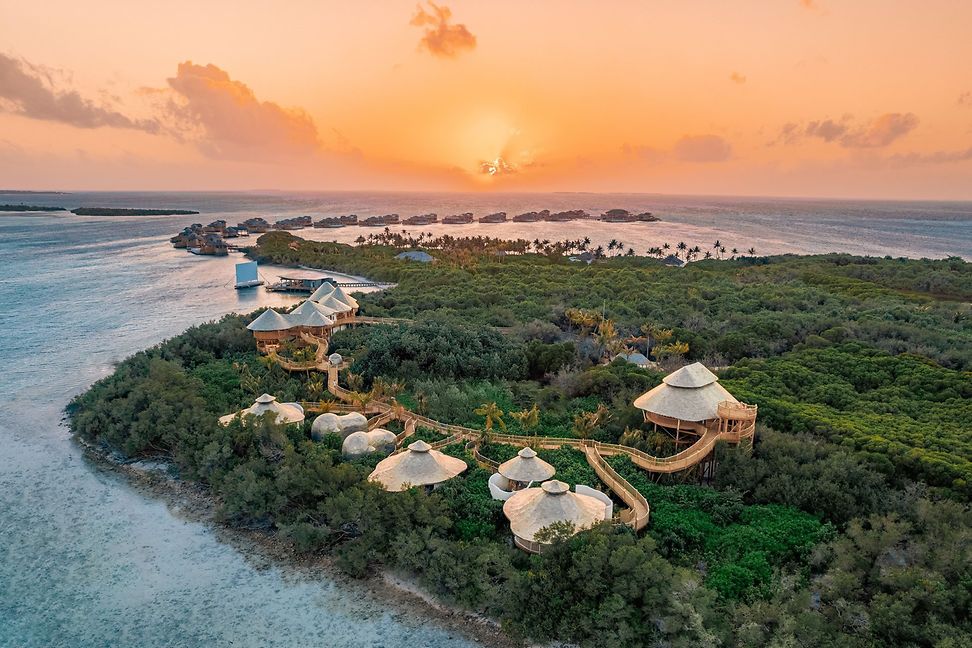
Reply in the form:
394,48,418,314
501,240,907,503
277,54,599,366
271,335,754,535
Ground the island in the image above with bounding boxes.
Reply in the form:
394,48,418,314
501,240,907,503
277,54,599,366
0,204,66,212
71,230,971,647
70,207,200,216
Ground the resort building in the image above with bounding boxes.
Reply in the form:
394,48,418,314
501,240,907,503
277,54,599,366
245,285,359,353
368,440,467,492
502,480,609,553
633,362,757,445
488,447,556,501
218,394,305,425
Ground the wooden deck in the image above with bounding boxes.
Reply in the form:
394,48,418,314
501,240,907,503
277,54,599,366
272,333,753,536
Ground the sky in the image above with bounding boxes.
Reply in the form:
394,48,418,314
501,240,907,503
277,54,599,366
1,0,971,199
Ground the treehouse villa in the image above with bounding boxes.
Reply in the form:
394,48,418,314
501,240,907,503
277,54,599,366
633,362,757,446
218,394,305,426
246,283,359,353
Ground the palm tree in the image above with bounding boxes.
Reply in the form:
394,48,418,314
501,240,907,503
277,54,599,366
747,247,757,256
573,404,612,440
306,374,325,400
510,404,540,435
474,402,507,434
676,241,687,259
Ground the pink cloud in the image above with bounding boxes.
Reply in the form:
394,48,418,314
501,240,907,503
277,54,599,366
165,62,320,160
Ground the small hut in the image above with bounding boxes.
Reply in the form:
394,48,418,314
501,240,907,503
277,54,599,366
219,394,305,426
246,309,296,352
503,480,608,553
633,362,756,444
368,440,467,492
489,447,556,500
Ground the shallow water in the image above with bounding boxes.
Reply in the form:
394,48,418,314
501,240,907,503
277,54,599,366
1,190,970,647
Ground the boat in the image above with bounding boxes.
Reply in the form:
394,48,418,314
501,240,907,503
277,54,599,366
479,212,507,223
443,212,474,224
265,272,333,293
234,261,264,289
403,213,438,226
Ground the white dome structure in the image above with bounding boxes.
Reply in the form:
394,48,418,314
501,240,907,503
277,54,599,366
219,394,305,426
368,440,467,492
328,353,343,365
311,411,368,440
342,431,372,456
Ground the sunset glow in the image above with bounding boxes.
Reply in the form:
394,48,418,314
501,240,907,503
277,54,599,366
1,0,971,198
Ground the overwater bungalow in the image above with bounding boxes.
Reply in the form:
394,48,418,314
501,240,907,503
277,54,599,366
239,217,271,233
218,394,305,426
403,213,438,226
368,440,468,492
488,447,556,500
633,362,757,445
265,273,331,293
479,211,507,223
443,212,474,224
188,233,229,256
502,480,608,553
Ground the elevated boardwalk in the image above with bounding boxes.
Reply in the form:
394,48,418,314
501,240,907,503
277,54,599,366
272,335,752,535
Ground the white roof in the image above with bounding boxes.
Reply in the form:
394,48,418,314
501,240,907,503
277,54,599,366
308,282,337,302
329,285,359,308
498,447,556,483
316,294,354,312
633,362,738,421
219,394,305,425
502,480,608,543
247,309,294,332
368,440,467,491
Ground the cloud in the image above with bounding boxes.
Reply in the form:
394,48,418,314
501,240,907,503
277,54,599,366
959,91,972,107
840,112,919,148
410,2,477,58
805,118,848,143
0,53,159,132
672,134,733,162
888,147,972,166
777,113,919,148
799,0,819,10
165,62,321,160
729,71,747,84
623,135,732,164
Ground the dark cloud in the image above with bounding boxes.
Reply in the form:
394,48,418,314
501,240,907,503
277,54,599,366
623,135,732,164
0,53,158,132
165,62,320,160
672,134,733,163
777,113,918,148
410,2,477,58
729,71,747,84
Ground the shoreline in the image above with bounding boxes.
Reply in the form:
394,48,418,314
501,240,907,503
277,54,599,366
76,438,522,648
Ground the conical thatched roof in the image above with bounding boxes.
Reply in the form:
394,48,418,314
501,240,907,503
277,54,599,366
308,282,336,302
246,309,294,331
288,300,335,327
219,394,305,425
316,294,354,312
329,285,359,308
498,447,555,483
368,440,467,491
633,362,738,422
503,480,608,543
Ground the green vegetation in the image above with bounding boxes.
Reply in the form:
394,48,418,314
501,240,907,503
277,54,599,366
71,239,971,647
0,204,66,211
70,207,200,216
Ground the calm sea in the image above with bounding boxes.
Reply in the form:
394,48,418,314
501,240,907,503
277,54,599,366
1,191,970,647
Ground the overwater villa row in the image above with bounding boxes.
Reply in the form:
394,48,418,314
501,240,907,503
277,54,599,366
231,300,757,553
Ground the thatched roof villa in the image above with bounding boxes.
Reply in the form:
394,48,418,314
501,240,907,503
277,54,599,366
368,440,468,491
489,447,557,500
503,480,608,553
218,394,305,425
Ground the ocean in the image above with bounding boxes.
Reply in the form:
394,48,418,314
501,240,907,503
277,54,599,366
1,191,970,647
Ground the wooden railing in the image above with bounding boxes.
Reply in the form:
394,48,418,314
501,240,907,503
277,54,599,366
582,443,650,531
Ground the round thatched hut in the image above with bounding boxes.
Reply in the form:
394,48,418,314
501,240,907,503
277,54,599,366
218,394,305,426
502,479,608,553
489,447,556,500
368,440,467,492
633,362,756,444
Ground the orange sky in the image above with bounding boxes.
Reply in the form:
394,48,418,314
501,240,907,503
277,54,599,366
1,0,971,198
